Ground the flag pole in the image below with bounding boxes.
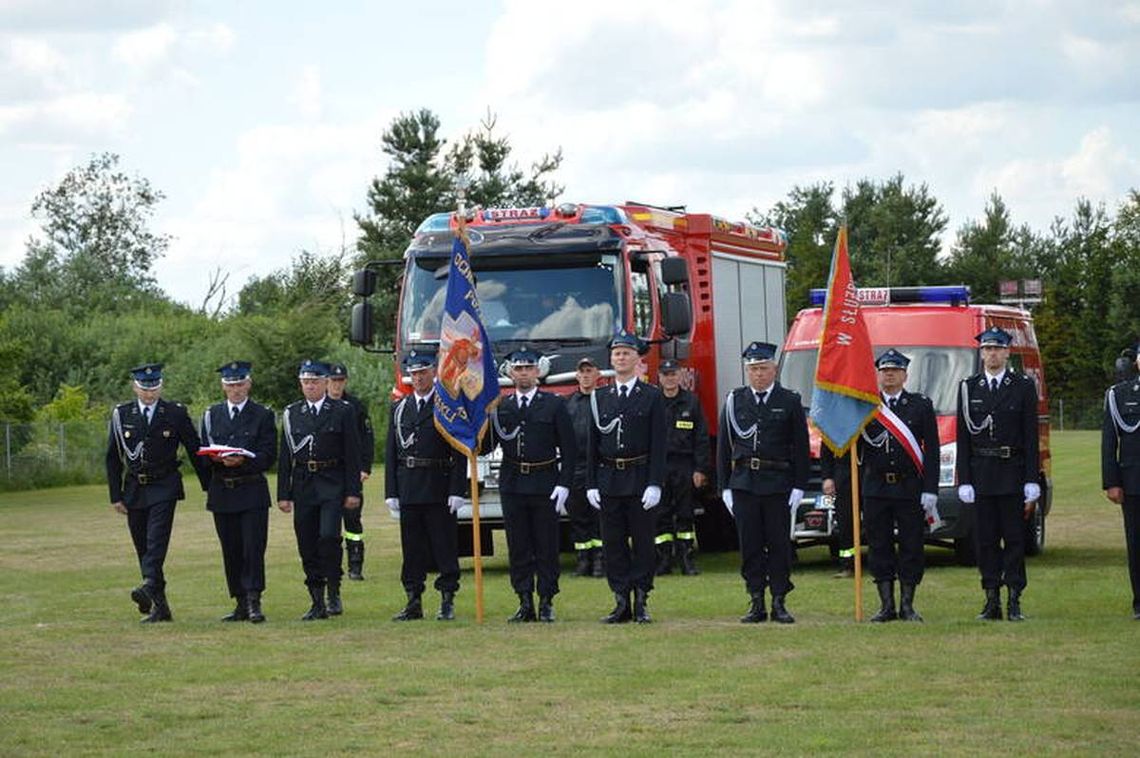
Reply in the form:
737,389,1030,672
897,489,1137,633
468,452,485,624
849,452,864,621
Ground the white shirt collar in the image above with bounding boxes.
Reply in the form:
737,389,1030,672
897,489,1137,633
138,401,157,415
309,396,325,413
516,387,538,406
984,369,1006,385
883,391,903,403
414,390,434,404
228,400,248,415
615,377,638,393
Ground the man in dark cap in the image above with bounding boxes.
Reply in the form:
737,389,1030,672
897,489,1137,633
957,326,1041,621
105,363,207,622
586,330,667,623
487,348,576,622
565,356,605,577
1101,343,1140,620
200,361,277,623
327,362,374,581
385,349,467,621
857,349,940,622
717,341,809,624
654,358,710,576
277,360,362,620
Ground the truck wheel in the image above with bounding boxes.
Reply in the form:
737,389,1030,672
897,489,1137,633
1024,504,1046,556
954,531,976,566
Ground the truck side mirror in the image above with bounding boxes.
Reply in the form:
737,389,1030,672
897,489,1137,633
350,301,374,346
352,270,377,297
659,257,689,286
661,292,692,337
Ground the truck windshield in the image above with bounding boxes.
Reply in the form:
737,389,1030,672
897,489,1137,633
401,253,620,344
779,346,977,415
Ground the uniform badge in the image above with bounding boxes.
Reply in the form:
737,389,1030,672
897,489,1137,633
163,430,172,438
124,431,132,439
676,420,694,430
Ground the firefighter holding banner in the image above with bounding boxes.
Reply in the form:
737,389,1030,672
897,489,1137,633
857,349,940,622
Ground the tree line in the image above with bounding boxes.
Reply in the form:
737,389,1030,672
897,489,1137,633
1,108,1136,448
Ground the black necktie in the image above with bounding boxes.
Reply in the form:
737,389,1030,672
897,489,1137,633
888,397,897,410
418,398,426,413
231,405,240,420
310,403,318,415
990,378,998,393
619,386,629,402
143,406,151,426
520,395,529,411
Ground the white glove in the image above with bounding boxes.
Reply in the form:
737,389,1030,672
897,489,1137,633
722,489,734,517
586,488,601,510
386,497,400,515
788,488,804,511
920,492,938,510
641,485,662,510
1024,482,1041,503
922,497,943,530
447,495,464,514
550,485,570,516
958,484,975,504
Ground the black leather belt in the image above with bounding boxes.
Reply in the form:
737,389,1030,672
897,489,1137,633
304,459,341,472
600,455,648,471
881,471,908,484
735,457,790,471
400,456,450,469
131,465,176,485
975,446,1022,459
220,474,263,489
502,457,559,474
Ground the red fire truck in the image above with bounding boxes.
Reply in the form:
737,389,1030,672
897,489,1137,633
778,285,1052,564
349,202,788,554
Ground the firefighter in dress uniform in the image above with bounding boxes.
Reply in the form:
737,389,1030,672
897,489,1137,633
487,348,577,622
717,342,809,624
654,358,710,576
277,360,362,620
565,357,606,577
385,349,467,622
586,331,667,623
956,327,1041,622
327,363,375,581
857,349,940,622
1101,343,1140,621
105,363,208,623
200,361,277,624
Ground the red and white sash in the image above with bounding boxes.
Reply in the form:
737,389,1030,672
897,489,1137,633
874,402,924,476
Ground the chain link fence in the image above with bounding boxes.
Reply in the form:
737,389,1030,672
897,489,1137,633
1,421,108,491
1049,397,1104,432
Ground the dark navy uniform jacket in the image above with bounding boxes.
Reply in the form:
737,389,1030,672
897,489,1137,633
1102,378,1140,494
717,383,809,496
586,380,667,497
489,390,576,496
956,371,1040,497
342,391,375,475
384,392,465,506
857,391,940,500
106,398,207,509
201,400,277,513
565,390,594,489
277,398,363,504
663,388,711,474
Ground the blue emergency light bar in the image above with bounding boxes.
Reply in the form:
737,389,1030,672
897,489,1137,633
808,285,971,307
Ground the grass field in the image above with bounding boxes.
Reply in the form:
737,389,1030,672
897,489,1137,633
1,431,1138,756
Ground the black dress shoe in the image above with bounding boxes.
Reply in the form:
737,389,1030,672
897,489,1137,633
436,590,456,621
538,597,555,623
601,592,632,624
977,588,1002,620
140,590,172,624
633,588,652,623
221,596,249,622
326,586,343,616
1006,589,1026,622
508,593,536,623
870,581,897,623
246,592,265,624
130,584,153,615
898,584,923,622
740,594,767,623
393,594,423,621
301,587,327,620
771,594,795,624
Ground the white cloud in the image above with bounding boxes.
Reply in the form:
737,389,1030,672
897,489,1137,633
289,65,322,120
0,92,131,139
185,22,236,54
112,22,177,69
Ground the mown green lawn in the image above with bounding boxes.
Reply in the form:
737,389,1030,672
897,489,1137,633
1,431,1137,755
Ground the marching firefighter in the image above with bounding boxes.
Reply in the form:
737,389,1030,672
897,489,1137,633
327,363,374,581
956,327,1041,621
487,348,577,622
565,357,605,577
385,348,467,622
654,359,710,576
105,363,208,623
200,361,277,624
586,330,668,623
857,349,940,622
277,360,363,620
717,341,809,624
1101,343,1140,621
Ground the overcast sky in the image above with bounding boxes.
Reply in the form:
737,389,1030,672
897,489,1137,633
2,0,1138,308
